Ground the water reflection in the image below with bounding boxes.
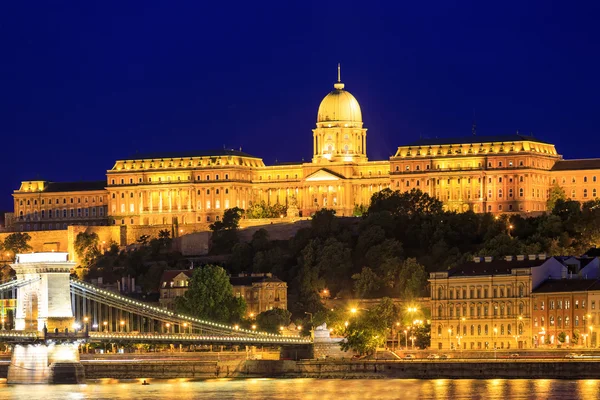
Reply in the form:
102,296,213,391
0,379,599,400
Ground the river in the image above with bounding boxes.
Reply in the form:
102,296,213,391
0,378,599,399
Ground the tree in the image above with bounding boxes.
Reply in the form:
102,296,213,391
557,331,566,344
175,264,246,323
3,232,32,258
210,207,243,254
310,209,338,238
339,298,401,355
352,267,381,298
368,188,443,217
397,258,427,299
137,235,151,245
547,183,566,211
74,232,100,268
572,329,580,345
256,308,292,333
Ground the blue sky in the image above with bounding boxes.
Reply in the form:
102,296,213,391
1,1,599,210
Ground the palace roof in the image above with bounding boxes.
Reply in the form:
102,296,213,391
122,149,260,161
402,134,550,147
43,181,106,192
551,159,600,171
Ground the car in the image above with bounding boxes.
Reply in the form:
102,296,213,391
403,354,416,360
510,353,520,358
439,354,450,360
565,353,580,359
427,354,440,359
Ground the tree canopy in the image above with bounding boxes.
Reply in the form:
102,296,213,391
175,264,246,323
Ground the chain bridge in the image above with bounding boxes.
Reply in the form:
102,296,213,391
0,252,310,347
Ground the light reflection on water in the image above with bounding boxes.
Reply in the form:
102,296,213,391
0,378,599,399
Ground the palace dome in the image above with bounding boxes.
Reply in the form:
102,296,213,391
317,81,362,124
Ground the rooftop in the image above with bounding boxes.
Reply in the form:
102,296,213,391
441,256,549,277
551,159,600,171
123,149,260,161
532,279,598,294
43,181,106,193
401,134,550,147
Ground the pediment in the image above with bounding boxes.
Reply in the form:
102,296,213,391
305,168,346,182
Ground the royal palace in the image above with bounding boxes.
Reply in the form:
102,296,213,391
7,70,600,233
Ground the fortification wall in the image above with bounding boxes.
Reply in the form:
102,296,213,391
0,230,69,254
1,218,310,266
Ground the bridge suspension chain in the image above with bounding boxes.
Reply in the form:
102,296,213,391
69,279,302,340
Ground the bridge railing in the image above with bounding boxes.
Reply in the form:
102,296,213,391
70,279,311,342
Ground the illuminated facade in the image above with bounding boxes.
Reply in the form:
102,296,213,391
10,70,600,231
159,271,287,314
429,255,568,351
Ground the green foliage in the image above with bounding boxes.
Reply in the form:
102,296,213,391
255,308,292,333
352,267,381,298
246,201,287,219
398,258,427,299
137,235,151,245
547,183,566,211
210,207,244,254
340,298,401,355
572,329,580,345
353,203,368,217
557,331,566,343
74,232,101,268
368,188,443,217
2,232,32,257
175,264,246,323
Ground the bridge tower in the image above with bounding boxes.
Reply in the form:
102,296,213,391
11,252,75,332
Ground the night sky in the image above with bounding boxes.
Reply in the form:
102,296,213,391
1,1,600,211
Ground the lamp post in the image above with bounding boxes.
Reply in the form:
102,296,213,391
589,326,594,348
447,328,452,350
305,312,313,339
404,329,408,349
493,327,498,359
120,320,125,333
103,321,108,332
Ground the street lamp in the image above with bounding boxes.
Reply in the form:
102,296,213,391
120,320,125,332
350,308,357,314
103,321,108,332
493,327,498,359
404,329,408,348
183,322,188,334
165,322,171,333
83,316,89,331
447,328,452,350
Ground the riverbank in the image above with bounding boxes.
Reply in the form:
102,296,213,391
4,358,600,380
74,359,600,380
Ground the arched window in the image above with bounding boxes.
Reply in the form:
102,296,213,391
485,325,488,335
501,324,505,335
550,316,555,326
438,305,443,317
565,317,570,327
437,287,443,299
470,325,474,336
437,325,442,335
518,324,523,335
507,324,512,335
477,325,481,335
557,316,562,328
463,325,467,336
